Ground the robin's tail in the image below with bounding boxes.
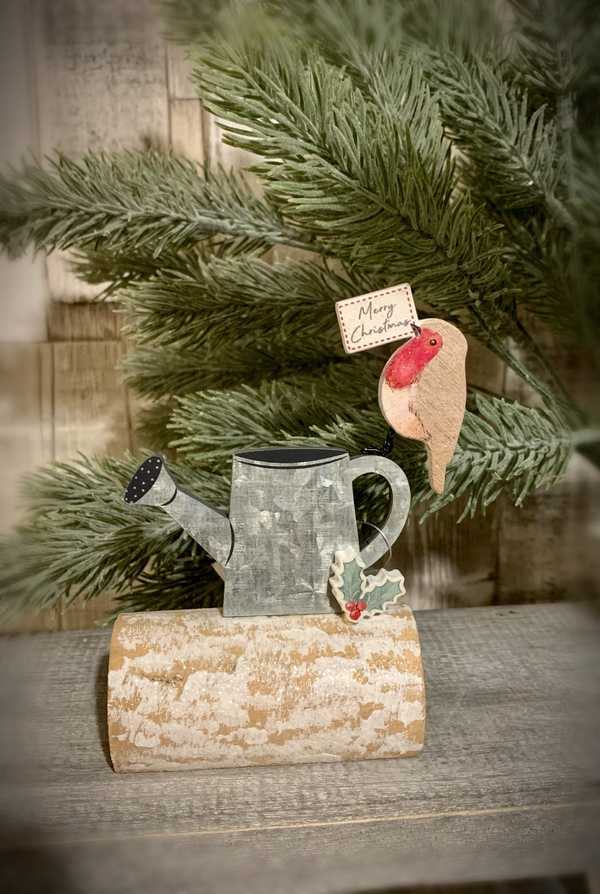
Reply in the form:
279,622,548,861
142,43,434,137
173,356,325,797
425,444,451,495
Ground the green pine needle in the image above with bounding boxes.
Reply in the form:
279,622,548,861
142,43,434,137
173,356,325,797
0,152,315,259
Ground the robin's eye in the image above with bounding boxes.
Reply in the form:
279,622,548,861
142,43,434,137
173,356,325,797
429,338,437,346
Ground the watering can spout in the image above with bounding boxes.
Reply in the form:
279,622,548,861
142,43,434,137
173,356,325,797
124,456,233,567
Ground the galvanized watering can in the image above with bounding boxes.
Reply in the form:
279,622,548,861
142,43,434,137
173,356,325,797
124,446,410,617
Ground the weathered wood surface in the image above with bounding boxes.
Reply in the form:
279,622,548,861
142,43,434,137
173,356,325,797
0,0,48,342
32,0,170,301
108,607,425,772
46,302,123,342
0,604,598,892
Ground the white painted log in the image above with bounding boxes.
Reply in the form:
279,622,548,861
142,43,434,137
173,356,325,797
108,607,425,772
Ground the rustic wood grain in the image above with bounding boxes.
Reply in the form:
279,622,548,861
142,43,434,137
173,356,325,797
108,607,425,772
0,0,48,342
47,302,122,342
165,33,274,199
0,343,53,533
170,99,206,164
395,505,498,610
0,604,598,890
496,455,600,604
0,337,138,633
204,110,264,192
465,338,506,394
53,341,130,459
166,44,197,100
31,0,170,302
0,809,596,894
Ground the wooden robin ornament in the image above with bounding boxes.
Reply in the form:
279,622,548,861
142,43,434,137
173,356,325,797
378,318,468,494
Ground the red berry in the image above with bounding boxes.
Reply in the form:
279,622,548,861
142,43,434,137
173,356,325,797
358,601,367,611
345,602,355,611
350,609,361,621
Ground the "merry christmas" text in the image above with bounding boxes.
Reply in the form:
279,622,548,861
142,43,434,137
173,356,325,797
350,301,411,344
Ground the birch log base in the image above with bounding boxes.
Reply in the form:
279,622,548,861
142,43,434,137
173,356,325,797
108,607,425,773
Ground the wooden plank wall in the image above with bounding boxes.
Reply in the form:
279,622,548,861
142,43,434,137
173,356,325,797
1,0,598,633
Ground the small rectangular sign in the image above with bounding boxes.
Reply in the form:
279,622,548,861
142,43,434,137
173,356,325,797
335,283,418,354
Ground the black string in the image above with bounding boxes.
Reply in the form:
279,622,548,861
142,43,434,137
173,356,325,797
362,426,395,457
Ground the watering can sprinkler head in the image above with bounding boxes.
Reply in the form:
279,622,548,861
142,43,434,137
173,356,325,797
124,455,233,567
124,455,177,507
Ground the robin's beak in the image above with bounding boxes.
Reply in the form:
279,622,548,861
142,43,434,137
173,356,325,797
411,322,422,337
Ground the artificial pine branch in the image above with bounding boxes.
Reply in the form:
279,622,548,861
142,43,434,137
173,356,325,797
509,0,580,108
192,29,583,411
193,35,520,332
119,244,571,414
121,256,352,352
430,53,563,215
195,37,489,265
243,3,586,342
242,0,505,69
168,358,384,465
70,237,270,297
0,152,316,259
123,333,341,400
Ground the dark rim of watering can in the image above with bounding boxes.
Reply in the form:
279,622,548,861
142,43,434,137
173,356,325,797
234,446,347,468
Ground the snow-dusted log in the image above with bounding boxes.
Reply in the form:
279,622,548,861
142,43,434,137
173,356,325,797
107,607,425,772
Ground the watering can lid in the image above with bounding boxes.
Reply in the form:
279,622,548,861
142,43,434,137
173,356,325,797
234,446,346,468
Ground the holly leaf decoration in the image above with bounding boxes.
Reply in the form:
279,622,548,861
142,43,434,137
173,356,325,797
329,546,406,623
362,568,405,613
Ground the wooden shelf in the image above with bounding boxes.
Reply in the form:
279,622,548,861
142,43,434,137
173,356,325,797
0,603,598,891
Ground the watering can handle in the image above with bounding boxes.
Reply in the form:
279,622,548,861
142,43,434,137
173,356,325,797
347,455,411,569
